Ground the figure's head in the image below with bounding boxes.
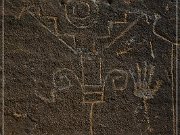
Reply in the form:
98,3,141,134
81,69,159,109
64,0,99,28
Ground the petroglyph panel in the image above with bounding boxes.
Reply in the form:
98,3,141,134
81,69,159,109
3,0,178,135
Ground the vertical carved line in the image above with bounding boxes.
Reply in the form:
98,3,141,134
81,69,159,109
143,99,151,132
90,103,95,135
80,55,85,87
171,43,175,135
175,1,179,134
99,58,102,85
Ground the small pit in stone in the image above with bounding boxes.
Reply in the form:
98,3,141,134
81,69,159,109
107,0,113,4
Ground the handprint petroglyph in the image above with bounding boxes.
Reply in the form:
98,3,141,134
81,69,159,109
5,0,176,134
129,62,162,99
130,62,162,133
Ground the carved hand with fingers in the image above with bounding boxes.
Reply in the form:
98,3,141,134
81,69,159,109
129,62,162,99
129,62,162,133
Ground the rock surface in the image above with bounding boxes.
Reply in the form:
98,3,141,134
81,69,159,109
1,0,178,135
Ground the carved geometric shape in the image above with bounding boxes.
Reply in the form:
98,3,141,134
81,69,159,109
53,75,71,90
84,85,103,93
83,92,103,103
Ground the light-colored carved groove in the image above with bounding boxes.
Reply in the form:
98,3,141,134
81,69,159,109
27,10,78,54
90,103,95,135
153,14,179,46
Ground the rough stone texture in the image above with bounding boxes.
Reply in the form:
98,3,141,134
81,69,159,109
1,0,178,135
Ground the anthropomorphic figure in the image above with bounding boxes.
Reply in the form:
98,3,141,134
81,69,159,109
23,0,175,134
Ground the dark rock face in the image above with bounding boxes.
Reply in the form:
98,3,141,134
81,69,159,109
2,0,178,135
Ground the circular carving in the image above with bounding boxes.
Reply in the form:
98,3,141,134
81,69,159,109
65,0,99,28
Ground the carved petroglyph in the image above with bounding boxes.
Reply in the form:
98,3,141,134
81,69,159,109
16,6,27,19
35,68,83,103
149,41,155,58
72,2,91,19
53,69,72,90
112,76,127,91
97,12,139,41
116,37,135,56
64,0,99,29
34,88,56,103
6,0,176,134
105,69,129,91
113,13,128,24
106,15,141,48
91,68,140,134
113,72,128,91
33,68,92,134
129,62,162,133
81,56,102,85
28,11,78,54
53,68,83,90
80,54,129,134
41,16,59,35
80,54,104,135
89,103,95,135
21,0,158,58
116,47,133,56
129,62,162,99
153,14,179,46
